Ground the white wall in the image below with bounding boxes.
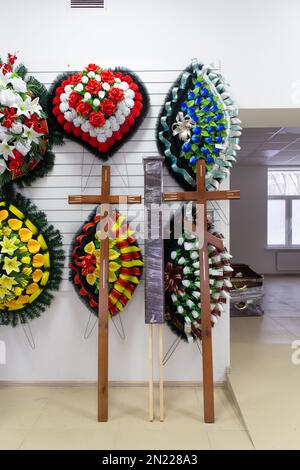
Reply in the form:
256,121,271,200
0,0,239,383
230,166,278,274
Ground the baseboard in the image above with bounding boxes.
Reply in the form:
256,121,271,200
0,380,226,388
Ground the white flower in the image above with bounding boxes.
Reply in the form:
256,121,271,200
82,76,89,84
59,102,69,113
192,291,200,299
178,237,184,246
116,81,129,91
93,98,100,107
171,251,176,260
98,90,105,99
88,71,95,79
84,92,91,100
22,125,42,144
64,85,73,93
89,129,97,137
186,299,194,309
103,120,111,130
81,122,90,133
76,116,85,125
114,77,121,83
178,257,185,265
0,88,22,107
125,89,135,99
183,266,190,274
171,294,177,303
105,129,113,138
60,93,68,102
11,122,23,134
177,306,184,314
0,125,9,141
192,310,199,318
95,74,101,82
74,83,84,92
9,76,27,93
102,82,110,91
64,111,73,122
123,106,130,117
97,133,107,143
116,114,125,125
125,98,134,109
15,97,42,118
15,140,31,156
0,159,7,175
0,140,14,160
190,251,198,260
73,118,81,127
182,279,190,287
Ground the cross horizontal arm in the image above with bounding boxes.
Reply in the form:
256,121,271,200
68,195,142,205
206,190,240,201
164,191,199,202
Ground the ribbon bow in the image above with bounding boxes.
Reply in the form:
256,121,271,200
171,112,196,142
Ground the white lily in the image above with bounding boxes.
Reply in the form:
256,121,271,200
0,125,9,141
15,96,42,118
0,88,22,107
22,125,42,144
0,140,14,160
15,140,31,156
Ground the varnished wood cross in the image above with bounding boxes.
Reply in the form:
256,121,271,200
68,166,141,422
164,160,240,423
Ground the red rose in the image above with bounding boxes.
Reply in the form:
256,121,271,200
76,101,92,117
85,79,102,95
86,63,100,73
89,111,105,128
100,99,116,116
69,92,82,109
70,73,82,85
100,70,115,84
108,87,124,102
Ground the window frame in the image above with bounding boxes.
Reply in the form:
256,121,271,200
267,168,300,249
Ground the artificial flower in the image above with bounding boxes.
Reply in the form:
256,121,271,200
0,139,14,159
3,256,21,275
0,235,18,255
22,125,43,144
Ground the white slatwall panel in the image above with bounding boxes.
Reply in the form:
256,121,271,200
22,69,226,290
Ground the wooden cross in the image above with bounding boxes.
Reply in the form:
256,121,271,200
68,166,141,422
164,160,240,423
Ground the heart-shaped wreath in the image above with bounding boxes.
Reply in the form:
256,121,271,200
0,190,65,326
164,215,233,342
48,64,149,159
70,209,143,317
157,60,242,191
0,52,63,188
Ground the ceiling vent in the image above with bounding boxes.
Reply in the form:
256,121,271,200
71,0,104,8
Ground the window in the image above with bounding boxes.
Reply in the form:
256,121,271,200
267,169,300,247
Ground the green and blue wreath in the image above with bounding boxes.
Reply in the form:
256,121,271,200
157,60,242,191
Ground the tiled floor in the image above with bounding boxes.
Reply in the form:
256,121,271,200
0,385,253,450
230,274,300,450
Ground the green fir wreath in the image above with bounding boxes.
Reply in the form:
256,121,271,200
0,189,65,326
164,215,233,342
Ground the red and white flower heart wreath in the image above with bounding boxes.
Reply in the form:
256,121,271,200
48,63,149,158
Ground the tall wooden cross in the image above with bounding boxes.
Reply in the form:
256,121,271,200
164,160,240,423
68,166,141,422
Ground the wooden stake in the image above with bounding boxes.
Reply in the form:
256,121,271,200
158,324,164,422
68,166,141,422
148,324,154,422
